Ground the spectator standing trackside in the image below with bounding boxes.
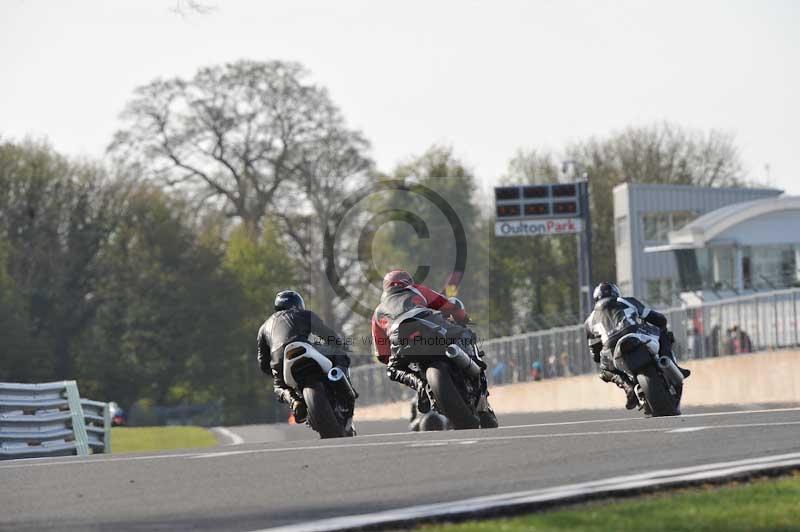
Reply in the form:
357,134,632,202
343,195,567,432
492,360,508,385
530,361,543,381
559,352,572,377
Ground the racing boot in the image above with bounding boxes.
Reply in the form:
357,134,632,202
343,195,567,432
601,370,639,410
390,365,430,414
477,395,499,428
416,383,431,414
290,398,308,423
343,416,357,437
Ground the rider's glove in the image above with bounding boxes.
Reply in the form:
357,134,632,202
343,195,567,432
291,399,308,423
593,352,601,364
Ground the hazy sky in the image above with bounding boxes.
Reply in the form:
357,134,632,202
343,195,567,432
2,0,798,194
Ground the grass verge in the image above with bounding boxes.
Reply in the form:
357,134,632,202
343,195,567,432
423,473,800,532
111,426,218,453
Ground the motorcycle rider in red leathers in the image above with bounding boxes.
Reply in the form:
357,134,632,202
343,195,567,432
371,270,472,414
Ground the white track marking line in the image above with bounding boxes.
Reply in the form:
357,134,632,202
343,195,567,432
211,427,245,445
251,451,800,532
490,406,800,432
667,426,709,433
2,407,797,469
348,405,800,440
188,420,800,460
0,451,205,469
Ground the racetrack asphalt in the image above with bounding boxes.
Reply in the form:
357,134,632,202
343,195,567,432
3,403,800,531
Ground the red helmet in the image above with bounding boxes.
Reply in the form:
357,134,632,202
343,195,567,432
383,270,414,291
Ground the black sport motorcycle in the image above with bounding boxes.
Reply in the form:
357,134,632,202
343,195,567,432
393,311,498,430
611,324,688,417
283,341,357,438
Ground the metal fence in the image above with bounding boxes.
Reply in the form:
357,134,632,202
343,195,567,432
351,288,800,406
0,381,111,460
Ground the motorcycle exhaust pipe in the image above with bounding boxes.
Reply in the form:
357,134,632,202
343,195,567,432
445,345,482,378
657,356,684,387
327,367,358,402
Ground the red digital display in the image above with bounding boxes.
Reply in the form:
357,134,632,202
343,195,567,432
523,186,549,199
553,201,578,214
495,187,521,201
496,204,521,218
552,184,577,197
524,203,550,216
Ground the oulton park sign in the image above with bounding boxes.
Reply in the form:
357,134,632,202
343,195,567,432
494,218,583,237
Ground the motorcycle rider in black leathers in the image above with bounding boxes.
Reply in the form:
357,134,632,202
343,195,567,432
257,290,351,423
584,282,689,410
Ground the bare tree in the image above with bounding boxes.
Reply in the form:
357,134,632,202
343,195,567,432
109,60,371,231
580,122,744,186
275,126,373,329
501,148,562,185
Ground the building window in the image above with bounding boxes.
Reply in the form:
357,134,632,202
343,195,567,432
643,211,697,243
643,213,670,242
615,215,629,246
646,278,674,306
711,247,735,290
671,211,696,231
746,245,798,289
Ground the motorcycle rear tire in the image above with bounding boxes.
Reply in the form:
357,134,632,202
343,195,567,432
637,365,679,417
426,363,479,430
303,381,346,439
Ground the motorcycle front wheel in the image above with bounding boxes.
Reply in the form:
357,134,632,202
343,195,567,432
303,381,346,438
426,362,479,430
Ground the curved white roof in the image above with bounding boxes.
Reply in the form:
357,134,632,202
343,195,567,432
649,195,800,250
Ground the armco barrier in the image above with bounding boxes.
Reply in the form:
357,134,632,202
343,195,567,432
350,288,800,407
0,381,110,460
81,399,112,454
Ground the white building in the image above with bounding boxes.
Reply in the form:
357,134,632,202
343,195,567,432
613,183,782,305
646,195,800,304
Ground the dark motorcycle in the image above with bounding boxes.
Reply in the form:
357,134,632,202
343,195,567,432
394,312,498,430
283,341,357,438
611,324,687,416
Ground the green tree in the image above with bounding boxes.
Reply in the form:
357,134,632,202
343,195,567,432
74,186,235,402
222,222,297,422
0,139,128,380
0,237,49,381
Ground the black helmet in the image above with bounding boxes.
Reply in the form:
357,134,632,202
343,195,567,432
448,297,465,311
592,282,620,303
274,290,305,311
